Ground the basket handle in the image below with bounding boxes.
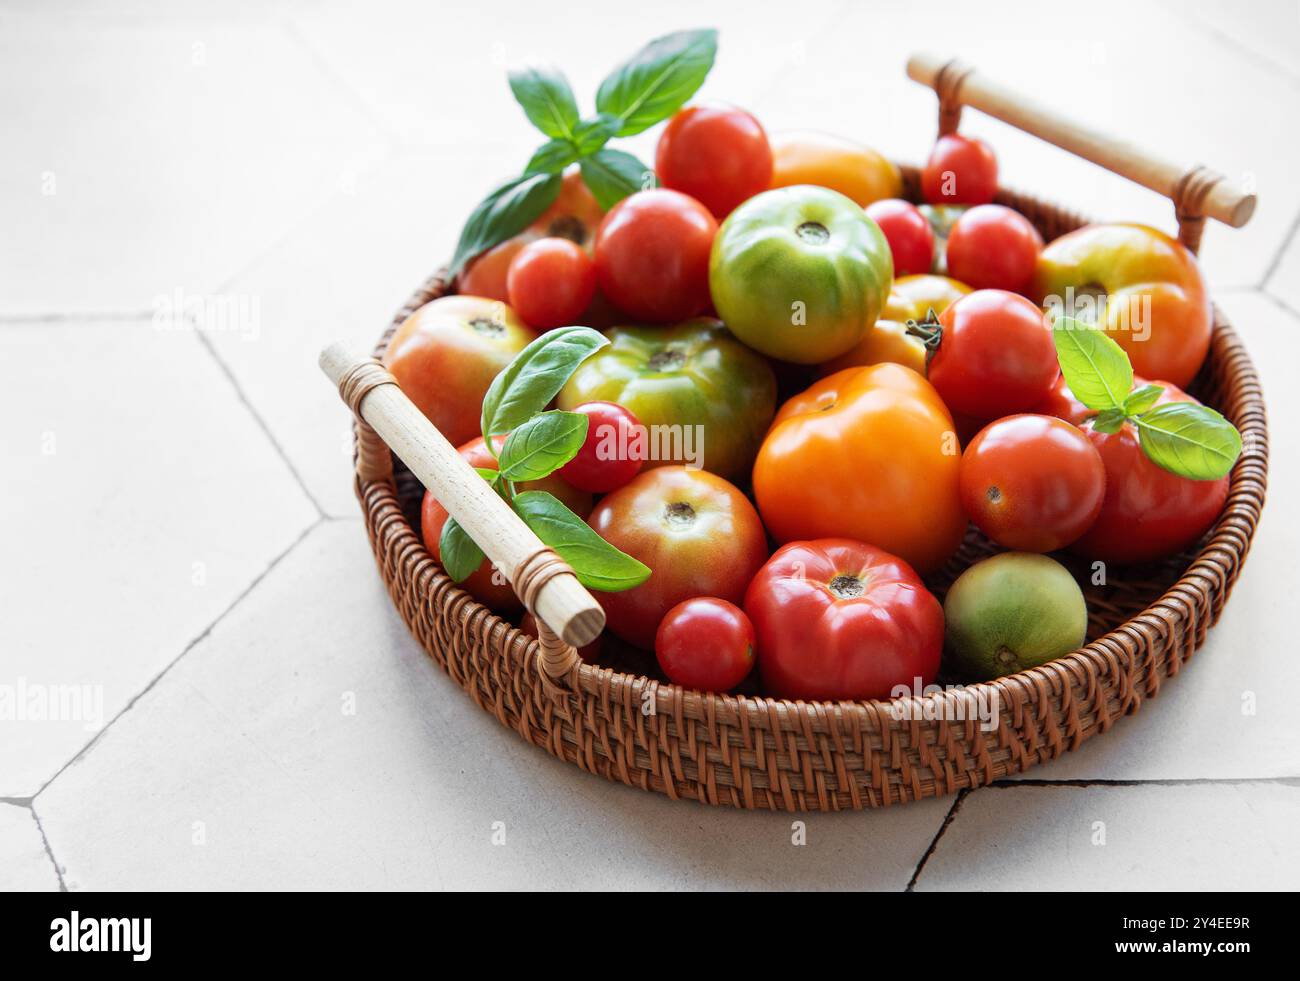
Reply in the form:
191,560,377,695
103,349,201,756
318,342,605,675
905,52,1256,254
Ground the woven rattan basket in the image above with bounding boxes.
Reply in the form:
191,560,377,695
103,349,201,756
320,55,1267,810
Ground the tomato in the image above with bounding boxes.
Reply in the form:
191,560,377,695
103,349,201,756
753,364,966,574
384,295,538,447
923,289,1058,420
921,134,998,205
587,467,769,650
1033,371,1156,427
556,401,645,493
864,199,934,277
520,611,603,665
945,204,1043,293
506,238,596,329
1070,382,1229,564
593,188,717,323
960,414,1106,552
655,105,773,219
421,436,591,612
1034,223,1212,389
558,319,776,480
744,539,944,701
769,131,902,207
709,185,893,364
655,598,755,691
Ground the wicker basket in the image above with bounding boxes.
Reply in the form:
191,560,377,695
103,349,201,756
319,55,1267,810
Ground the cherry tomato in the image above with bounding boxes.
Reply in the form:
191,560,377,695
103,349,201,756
655,105,773,219
506,238,596,329
594,189,717,323
924,290,1058,420
655,598,755,692
864,198,934,277
921,134,998,205
945,204,1043,293
556,401,645,493
960,414,1106,552
744,539,944,701
768,131,902,207
520,611,602,665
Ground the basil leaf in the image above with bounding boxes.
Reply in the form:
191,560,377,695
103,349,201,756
1090,408,1128,435
1123,383,1165,416
525,138,580,176
497,410,589,482
480,326,608,439
572,113,621,156
580,149,656,210
595,28,718,136
1134,401,1243,481
508,66,579,139
512,491,651,592
449,172,561,277
1052,316,1133,411
438,516,485,583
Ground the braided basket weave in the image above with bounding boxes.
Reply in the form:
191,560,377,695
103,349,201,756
331,58,1268,810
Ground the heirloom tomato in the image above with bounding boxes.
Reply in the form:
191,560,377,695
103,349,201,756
921,134,998,205
655,597,756,692
768,131,902,206
655,104,773,218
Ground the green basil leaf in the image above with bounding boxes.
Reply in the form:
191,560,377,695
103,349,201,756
473,466,501,482
1123,383,1165,416
572,113,621,156
1134,401,1243,481
481,326,608,439
1052,316,1133,412
579,149,656,210
512,491,651,592
438,516,485,583
508,66,580,138
497,410,589,482
595,28,718,136
449,172,561,277
1090,408,1128,435
525,138,580,175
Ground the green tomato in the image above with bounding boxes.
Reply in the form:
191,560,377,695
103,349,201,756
557,319,777,480
708,185,893,364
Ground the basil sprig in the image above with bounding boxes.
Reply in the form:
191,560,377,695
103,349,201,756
449,29,717,276
1052,317,1242,480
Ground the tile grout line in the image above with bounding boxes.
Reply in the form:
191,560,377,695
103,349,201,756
1258,203,1300,290
1175,3,1300,89
30,805,69,892
905,788,968,891
990,776,1300,789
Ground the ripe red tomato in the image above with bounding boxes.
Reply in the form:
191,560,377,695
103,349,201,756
960,414,1106,552
594,189,717,323
655,598,755,692
925,290,1058,420
921,134,998,205
506,238,596,329
587,466,768,649
557,401,645,493
655,105,773,219
864,198,934,277
945,204,1043,293
744,539,943,701
1070,383,1230,564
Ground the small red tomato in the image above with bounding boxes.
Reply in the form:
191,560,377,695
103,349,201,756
921,134,998,205
864,198,934,277
655,598,755,691
960,414,1106,552
557,401,645,493
594,189,717,323
506,238,596,330
655,105,773,219
924,289,1058,420
945,204,1043,293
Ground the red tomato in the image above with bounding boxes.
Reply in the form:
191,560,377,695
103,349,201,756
744,539,943,701
925,290,1058,419
587,466,768,649
960,414,1106,552
557,401,645,493
655,105,773,219
520,611,602,665
921,134,998,205
594,189,717,323
506,238,596,329
1071,383,1229,564
655,598,755,691
864,198,934,277
1033,372,1157,427
945,204,1043,293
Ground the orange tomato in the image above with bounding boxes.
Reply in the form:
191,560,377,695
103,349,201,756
753,364,966,573
768,131,902,207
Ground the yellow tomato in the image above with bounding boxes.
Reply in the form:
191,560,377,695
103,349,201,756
769,131,902,207
820,274,971,376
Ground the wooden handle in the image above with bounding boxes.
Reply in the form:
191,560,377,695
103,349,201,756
906,53,1255,250
319,342,605,652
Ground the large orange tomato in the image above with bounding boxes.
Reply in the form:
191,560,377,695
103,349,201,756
768,131,902,207
753,364,966,573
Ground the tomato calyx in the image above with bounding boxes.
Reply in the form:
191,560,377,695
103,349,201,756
796,220,831,244
663,500,697,529
827,573,865,599
469,316,507,337
903,307,944,366
647,347,688,372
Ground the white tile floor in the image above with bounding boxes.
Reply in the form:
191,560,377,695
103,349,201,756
3,0,1298,891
